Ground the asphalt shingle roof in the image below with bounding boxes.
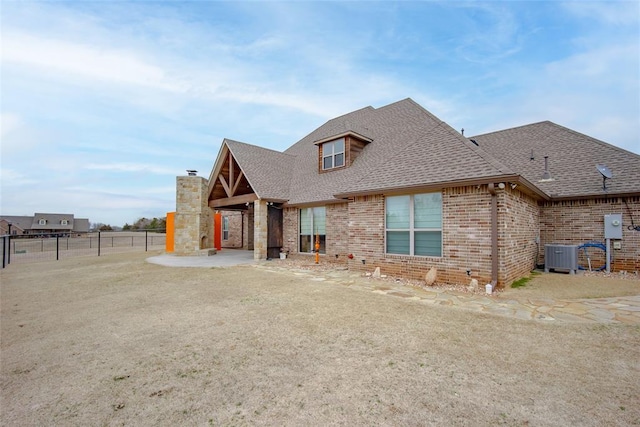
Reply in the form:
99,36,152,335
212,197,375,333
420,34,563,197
470,121,640,198
282,98,514,204
210,99,640,205
224,139,295,201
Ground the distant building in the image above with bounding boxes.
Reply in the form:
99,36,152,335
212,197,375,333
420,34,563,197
0,213,89,236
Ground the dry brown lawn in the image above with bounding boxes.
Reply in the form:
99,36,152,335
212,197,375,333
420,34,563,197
501,271,640,300
1,252,639,426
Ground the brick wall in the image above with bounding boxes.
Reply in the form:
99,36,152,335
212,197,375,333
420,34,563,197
499,187,540,284
326,203,349,259
220,211,244,248
347,194,385,272
540,196,640,272
345,188,495,285
279,187,639,284
282,203,349,264
344,186,538,287
282,207,298,255
244,206,254,250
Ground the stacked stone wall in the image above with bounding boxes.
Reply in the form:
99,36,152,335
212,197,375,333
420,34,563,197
174,176,213,255
253,200,268,260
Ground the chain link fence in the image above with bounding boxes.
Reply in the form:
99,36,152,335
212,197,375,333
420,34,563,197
1,230,166,268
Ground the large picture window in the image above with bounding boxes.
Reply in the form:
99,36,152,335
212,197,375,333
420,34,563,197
300,207,326,254
322,138,345,170
385,193,442,257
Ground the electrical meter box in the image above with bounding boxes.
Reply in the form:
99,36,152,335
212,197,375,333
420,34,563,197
604,214,623,239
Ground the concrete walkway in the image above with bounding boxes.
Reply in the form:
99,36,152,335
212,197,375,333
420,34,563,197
146,249,255,268
146,253,640,325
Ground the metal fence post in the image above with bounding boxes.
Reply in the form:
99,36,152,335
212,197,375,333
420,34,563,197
98,231,101,256
8,235,11,265
56,234,60,260
145,230,148,252
2,236,6,268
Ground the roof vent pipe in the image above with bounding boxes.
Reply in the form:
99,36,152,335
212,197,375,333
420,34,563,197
542,156,551,180
461,128,465,136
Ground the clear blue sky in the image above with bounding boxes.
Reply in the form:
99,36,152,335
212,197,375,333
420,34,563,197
2,1,639,227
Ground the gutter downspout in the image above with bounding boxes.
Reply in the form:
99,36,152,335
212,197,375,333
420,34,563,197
488,183,498,291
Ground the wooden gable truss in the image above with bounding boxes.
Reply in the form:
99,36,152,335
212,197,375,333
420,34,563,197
208,145,257,208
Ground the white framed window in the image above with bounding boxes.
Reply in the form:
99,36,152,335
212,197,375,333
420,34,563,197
38,219,46,225
385,192,442,257
299,207,326,254
61,220,68,225
322,138,345,170
222,216,229,240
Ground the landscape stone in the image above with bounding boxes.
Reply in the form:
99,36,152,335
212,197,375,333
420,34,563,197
425,267,437,285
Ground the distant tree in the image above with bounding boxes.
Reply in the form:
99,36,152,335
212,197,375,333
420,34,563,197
122,223,131,231
149,218,159,230
133,217,156,230
126,217,166,231
99,224,113,231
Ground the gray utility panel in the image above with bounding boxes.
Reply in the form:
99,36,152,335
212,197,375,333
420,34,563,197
604,214,623,239
544,244,579,275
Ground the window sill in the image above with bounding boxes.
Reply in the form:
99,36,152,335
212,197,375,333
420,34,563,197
385,253,443,261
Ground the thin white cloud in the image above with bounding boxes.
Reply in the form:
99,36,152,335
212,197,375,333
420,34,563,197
0,113,23,138
452,3,523,64
1,0,638,226
84,163,182,176
0,168,39,186
2,32,188,92
563,1,639,26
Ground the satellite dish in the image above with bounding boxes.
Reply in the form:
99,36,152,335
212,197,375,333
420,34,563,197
596,164,612,190
596,164,612,179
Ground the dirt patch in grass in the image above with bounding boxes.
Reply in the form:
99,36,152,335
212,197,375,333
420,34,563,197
1,252,639,426
502,270,640,300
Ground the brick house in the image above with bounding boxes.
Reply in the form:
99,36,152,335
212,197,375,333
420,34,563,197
174,98,640,287
1,214,90,236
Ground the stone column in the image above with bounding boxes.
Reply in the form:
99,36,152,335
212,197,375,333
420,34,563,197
174,176,213,255
253,199,268,260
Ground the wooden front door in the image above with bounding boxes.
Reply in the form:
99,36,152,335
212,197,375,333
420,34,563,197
267,206,283,259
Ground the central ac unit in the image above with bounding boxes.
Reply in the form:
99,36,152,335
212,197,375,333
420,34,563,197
544,244,579,274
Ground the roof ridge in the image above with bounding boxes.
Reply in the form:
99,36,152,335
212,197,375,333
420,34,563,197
543,122,640,159
323,105,375,124
224,138,295,158
401,100,517,175
470,120,554,139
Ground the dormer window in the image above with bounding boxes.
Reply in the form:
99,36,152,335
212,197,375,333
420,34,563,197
315,131,372,173
38,219,46,225
61,220,68,225
322,138,345,170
